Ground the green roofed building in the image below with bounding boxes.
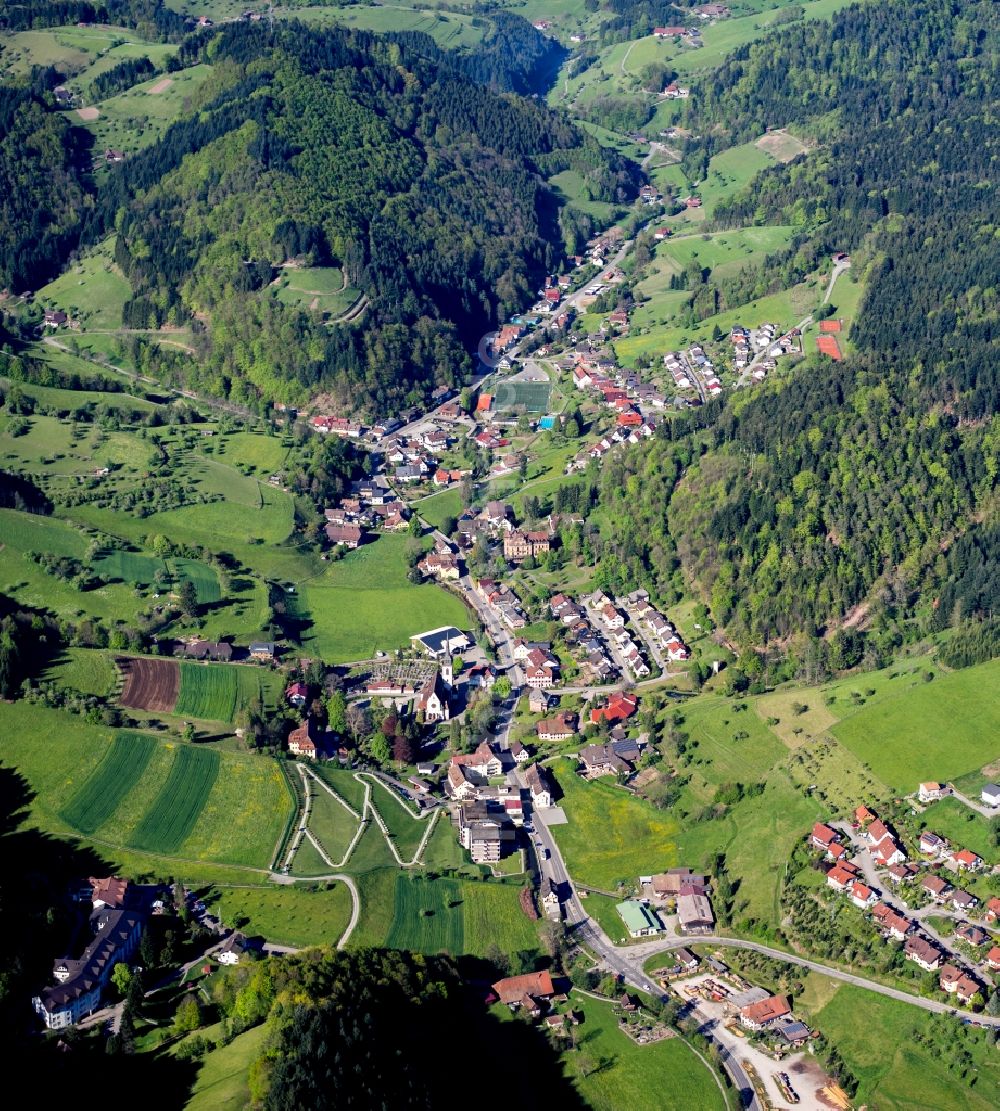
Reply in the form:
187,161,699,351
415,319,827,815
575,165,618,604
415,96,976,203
616,899,664,938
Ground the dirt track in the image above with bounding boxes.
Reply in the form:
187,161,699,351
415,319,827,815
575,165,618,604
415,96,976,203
118,656,180,712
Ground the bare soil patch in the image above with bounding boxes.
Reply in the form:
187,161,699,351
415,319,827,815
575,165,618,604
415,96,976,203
118,656,180,712
756,129,809,163
147,78,173,95
76,106,100,121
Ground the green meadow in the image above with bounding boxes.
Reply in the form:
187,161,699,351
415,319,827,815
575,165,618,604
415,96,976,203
290,534,469,663
548,760,679,890
273,266,359,318
36,238,132,330
565,996,726,1111
831,657,1000,792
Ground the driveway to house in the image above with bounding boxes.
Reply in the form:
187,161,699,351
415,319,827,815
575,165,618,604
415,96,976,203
947,786,999,819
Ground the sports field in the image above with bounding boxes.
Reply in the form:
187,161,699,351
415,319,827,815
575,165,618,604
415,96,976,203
493,377,552,414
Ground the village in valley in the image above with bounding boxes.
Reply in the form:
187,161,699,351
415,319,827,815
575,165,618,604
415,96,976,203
2,1,998,1108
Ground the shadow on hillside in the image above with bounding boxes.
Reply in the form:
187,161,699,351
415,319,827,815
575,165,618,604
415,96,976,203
0,764,199,1107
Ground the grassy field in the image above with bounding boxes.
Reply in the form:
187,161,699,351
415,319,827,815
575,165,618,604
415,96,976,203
675,697,786,784
308,784,360,863
810,984,1000,1108
675,769,822,927
206,882,354,949
366,780,427,859
0,24,159,75
60,731,157,834
917,797,996,862
296,4,486,48
174,662,271,723
461,881,539,956
36,238,131,330
291,534,469,662
43,647,118,697
81,63,215,154
616,280,820,364
831,658,1000,791
416,486,463,531
696,143,779,216
565,996,726,1111
273,266,359,318
548,761,679,890
5,701,293,868
184,1022,268,1111
200,430,291,476
129,746,220,853
386,873,465,953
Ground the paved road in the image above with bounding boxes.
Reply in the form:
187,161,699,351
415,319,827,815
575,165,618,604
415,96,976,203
948,786,998,819
629,934,1000,1026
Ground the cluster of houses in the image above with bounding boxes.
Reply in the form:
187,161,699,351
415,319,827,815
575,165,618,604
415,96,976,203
729,323,801,381
477,577,529,630
664,345,720,398
444,740,553,863
324,474,409,548
33,877,145,1029
590,591,651,679
811,809,994,1006
617,867,716,938
549,592,622,685
622,588,691,663
381,423,457,486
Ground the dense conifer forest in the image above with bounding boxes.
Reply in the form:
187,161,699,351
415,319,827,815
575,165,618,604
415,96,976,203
592,0,998,654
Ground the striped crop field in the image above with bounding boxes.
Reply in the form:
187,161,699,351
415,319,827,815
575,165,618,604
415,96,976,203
129,746,220,854
60,731,156,835
175,662,267,722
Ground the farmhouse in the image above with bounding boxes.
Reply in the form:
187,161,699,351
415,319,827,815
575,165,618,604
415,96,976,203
677,891,715,933
536,712,577,741
183,639,233,662
579,743,631,778
492,971,555,1015
249,641,275,662
325,522,363,548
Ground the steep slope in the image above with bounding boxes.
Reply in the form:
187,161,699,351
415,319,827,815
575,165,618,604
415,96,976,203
84,22,630,412
597,0,998,657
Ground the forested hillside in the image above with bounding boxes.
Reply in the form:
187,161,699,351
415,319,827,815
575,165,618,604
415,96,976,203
63,21,629,412
596,0,998,657
0,81,90,291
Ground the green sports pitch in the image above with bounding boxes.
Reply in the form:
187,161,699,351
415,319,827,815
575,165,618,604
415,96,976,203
493,378,551,414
